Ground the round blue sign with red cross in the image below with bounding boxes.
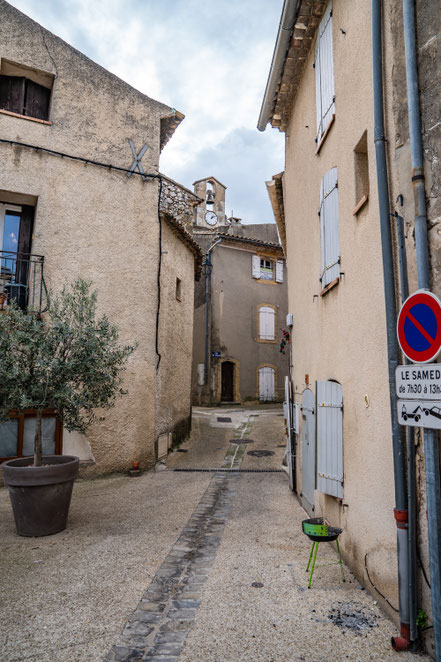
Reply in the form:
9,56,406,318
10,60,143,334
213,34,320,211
397,290,441,363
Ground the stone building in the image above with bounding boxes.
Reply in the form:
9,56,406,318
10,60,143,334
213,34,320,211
189,177,289,405
0,0,201,475
258,0,441,655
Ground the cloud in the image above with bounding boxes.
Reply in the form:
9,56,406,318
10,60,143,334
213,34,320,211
7,0,285,223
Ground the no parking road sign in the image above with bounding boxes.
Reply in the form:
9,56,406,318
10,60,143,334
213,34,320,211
397,290,441,364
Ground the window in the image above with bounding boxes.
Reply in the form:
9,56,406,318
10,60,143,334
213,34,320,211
0,411,62,462
315,2,335,147
0,203,34,310
258,305,276,341
316,380,343,498
319,167,340,290
176,277,182,301
0,60,54,122
353,131,369,215
251,255,284,282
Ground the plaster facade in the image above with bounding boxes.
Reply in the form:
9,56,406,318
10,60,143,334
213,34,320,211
193,224,289,404
259,0,441,643
0,1,200,475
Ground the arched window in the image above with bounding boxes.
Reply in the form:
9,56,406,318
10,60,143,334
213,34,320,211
258,305,276,341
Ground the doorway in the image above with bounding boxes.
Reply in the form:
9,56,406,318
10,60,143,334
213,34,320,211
259,366,275,401
221,361,234,401
301,387,316,516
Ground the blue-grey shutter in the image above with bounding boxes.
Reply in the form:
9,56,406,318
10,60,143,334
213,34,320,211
320,167,340,287
315,2,335,143
316,380,343,498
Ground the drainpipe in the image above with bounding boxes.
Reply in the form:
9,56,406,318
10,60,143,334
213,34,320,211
396,209,418,644
372,0,410,649
403,1,441,657
203,238,222,389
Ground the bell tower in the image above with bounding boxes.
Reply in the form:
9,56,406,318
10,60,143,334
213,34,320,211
193,177,227,229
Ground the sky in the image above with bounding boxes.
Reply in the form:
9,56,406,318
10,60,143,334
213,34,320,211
7,0,285,224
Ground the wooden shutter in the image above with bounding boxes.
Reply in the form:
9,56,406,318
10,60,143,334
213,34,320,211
25,80,51,120
315,2,335,143
320,167,340,287
0,75,25,114
316,381,343,498
16,205,34,301
252,254,260,279
259,367,275,401
275,260,284,283
259,306,275,340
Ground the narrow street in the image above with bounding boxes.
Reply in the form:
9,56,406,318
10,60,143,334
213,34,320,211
0,407,428,662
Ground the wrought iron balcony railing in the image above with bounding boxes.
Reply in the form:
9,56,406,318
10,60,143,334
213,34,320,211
0,250,48,314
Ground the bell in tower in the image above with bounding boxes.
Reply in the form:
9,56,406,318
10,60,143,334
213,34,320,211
193,177,227,229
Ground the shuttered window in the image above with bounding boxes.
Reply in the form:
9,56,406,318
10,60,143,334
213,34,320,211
252,255,261,279
0,75,51,121
316,381,343,498
275,260,284,283
315,2,335,144
319,167,340,288
258,305,275,341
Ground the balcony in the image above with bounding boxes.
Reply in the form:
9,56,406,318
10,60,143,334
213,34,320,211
0,250,48,314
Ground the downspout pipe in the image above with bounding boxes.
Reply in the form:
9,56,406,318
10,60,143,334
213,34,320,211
396,210,418,644
372,0,410,649
403,1,441,657
203,238,222,387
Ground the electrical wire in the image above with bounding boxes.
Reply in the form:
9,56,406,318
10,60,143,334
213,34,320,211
0,139,160,181
417,546,431,589
364,553,399,612
155,177,163,372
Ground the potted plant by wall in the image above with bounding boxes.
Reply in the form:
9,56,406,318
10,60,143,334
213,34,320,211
0,279,135,536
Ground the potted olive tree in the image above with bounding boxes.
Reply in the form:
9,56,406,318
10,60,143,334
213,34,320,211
0,279,135,536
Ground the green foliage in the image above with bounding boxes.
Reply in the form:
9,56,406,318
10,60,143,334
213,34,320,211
416,608,429,630
0,279,136,451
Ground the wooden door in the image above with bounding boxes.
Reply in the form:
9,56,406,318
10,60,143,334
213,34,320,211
221,361,234,401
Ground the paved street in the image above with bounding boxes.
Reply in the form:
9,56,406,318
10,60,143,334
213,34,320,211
0,407,428,661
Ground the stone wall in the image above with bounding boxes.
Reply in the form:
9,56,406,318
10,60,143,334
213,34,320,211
160,176,201,230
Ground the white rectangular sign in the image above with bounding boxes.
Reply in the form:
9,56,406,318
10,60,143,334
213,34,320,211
397,399,441,429
396,364,441,400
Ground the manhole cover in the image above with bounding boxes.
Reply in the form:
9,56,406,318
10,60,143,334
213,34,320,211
176,449,188,453
251,582,264,588
247,450,275,458
230,438,254,445
217,417,232,423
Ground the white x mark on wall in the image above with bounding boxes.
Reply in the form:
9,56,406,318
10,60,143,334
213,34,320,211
127,140,149,180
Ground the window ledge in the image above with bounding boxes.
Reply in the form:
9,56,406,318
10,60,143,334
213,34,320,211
0,108,51,125
315,114,335,155
352,194,369,216
256,278,279,285
257,338,277,344
320,277,339,297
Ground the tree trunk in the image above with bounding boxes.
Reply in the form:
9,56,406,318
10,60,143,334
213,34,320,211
34,409,43,466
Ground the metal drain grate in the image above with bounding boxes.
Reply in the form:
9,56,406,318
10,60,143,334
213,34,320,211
229,438,254,445
247,450,275,457
217,417,232,422
173,468,283,473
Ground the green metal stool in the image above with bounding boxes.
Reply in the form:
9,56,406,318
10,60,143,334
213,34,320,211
302,517,345,588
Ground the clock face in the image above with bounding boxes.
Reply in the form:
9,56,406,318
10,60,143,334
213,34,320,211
205,211,218,226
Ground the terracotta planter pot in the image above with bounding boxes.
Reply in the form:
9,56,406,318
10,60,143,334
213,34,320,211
2,455,79,537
